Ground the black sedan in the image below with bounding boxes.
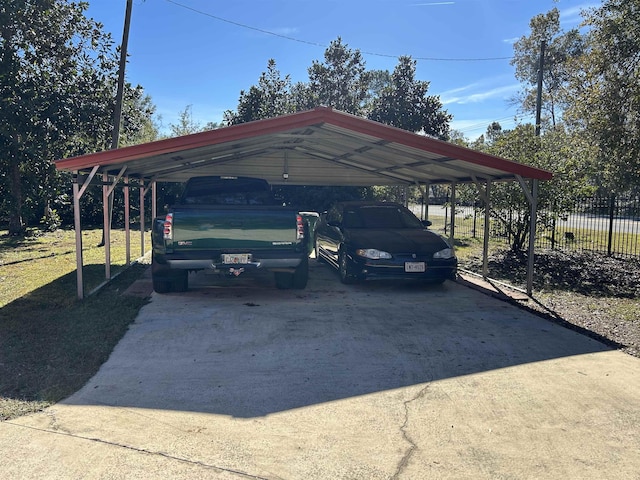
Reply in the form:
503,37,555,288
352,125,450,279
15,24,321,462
315,201,457,284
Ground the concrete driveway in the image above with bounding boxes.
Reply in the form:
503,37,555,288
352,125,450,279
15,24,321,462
2,260,640,479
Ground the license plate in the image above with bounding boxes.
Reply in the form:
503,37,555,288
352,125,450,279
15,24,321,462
222,253,250,264
405,261,426,273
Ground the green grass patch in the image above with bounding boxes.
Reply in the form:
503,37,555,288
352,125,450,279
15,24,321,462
0,228,151,421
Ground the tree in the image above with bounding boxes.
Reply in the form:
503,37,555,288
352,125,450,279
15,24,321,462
306,37,370,115
0,0,119,235
368,56,451,140
486,124,594,251
562,0,640,192
224,59,294,125
119,84,159,146
511,8,585,128
169,105,207,137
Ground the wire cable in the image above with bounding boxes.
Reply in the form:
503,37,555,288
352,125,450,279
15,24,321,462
164,0,513,62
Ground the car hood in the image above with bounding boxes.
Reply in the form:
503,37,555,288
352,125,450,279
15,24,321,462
345,228,449,255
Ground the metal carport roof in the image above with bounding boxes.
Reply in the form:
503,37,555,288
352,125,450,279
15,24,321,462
55,106,552,299
55,106,552,185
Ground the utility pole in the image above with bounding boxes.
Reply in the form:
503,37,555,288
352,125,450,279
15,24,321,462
535,40,546,137
100,0,133,247
112,0,133,150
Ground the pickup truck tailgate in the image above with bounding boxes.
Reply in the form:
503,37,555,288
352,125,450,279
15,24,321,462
170,206,301,250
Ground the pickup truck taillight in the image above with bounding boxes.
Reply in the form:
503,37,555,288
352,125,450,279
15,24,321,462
296,214,305,241
163,213,173,240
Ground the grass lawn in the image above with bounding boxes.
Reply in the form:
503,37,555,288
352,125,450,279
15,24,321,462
0,228,151,420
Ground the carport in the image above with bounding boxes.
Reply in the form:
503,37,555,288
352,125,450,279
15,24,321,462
54,106,552,299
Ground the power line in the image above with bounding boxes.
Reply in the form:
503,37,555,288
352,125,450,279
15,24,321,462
164,0,513,62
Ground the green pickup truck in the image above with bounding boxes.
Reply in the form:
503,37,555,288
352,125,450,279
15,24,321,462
151,176,313,293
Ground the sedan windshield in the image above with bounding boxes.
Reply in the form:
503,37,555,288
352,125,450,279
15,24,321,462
344,206,424,229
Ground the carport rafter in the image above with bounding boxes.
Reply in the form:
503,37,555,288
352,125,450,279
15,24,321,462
292,146,418,185
296,132,516,185
143,147,273,182
295,136,466,184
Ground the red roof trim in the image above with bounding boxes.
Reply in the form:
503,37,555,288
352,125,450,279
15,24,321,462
55,106,552,181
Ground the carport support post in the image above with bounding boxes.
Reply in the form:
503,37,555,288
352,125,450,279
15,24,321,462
449,182,456,247
102,172,111,280
124,176,130,265
140,180,145,257
152,181,157,222
72,166,99,299
73,176,84,299
415,182,428,221
483,180,491,278
527,179,539,296
517,175,538,296
424,182,429,221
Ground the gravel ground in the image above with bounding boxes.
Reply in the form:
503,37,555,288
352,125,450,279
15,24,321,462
463,249,640,359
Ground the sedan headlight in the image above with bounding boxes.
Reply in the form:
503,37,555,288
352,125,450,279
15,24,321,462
356,248,392,259
433,248,455,259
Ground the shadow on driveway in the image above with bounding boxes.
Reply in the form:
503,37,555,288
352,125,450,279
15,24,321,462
62,261,611,418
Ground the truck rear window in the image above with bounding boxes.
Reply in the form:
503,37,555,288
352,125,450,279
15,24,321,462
180,177,278,206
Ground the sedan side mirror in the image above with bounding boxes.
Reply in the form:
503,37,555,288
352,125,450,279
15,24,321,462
422,220,432,227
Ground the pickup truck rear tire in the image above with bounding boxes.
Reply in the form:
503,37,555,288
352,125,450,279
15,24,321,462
152,256,171,293
152,270,188,293
172,271,189,292
274,256,309,290
152,276,171,294
152,255,189,293
292,255,309,289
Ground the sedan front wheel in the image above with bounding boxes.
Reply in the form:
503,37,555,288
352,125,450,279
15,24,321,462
339,250,357,284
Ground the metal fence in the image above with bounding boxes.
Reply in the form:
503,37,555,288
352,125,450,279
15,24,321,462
414,194,640,259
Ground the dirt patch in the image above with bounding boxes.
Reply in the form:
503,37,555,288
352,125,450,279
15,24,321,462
463,249,640,358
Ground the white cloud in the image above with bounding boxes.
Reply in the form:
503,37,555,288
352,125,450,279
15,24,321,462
440,83,519,105
271,27,300,36
451,118,494,134
451,115,533,140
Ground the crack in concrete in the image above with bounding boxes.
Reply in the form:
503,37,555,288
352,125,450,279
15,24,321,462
392,384,430,480
5,420,271,480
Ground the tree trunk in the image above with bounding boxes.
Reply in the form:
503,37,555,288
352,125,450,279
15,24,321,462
7,160,25,236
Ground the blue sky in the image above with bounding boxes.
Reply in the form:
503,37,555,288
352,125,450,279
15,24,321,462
86,0,599,139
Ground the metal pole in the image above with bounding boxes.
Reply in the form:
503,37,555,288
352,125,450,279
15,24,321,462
140,180,145,257
535,41,546,136
124,176,130,265
527,179,538,295
73,175,84,299
424,182,429,221
483,180,491,278
152,181,157,221
102,172,111,280
449,182,456,247
607,193,615,256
